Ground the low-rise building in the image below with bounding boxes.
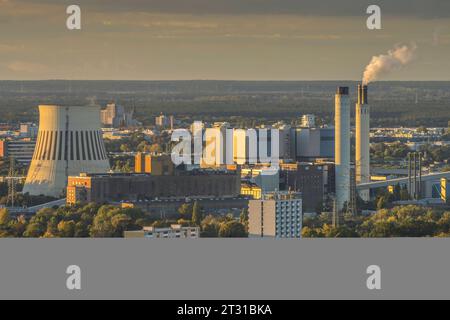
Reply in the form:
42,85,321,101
241,182,262,199
135,153,175,175
67,169,241,205
124,224,200,239
0,139,36,165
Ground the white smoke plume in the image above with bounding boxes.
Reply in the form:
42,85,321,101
362,43,417,85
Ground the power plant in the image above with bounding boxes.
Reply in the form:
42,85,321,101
334,87,351,212
22,105,110,198
355,84,371,201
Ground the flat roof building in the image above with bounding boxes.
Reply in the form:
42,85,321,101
280,162,324,213
67,169,241,205
0,139,36,165
249,191,303,238
124,225,200,239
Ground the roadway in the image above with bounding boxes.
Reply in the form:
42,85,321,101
356,171,450,191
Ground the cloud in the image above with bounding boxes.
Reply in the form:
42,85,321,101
0,43,24,52
9,0,450,18
7,60,49,73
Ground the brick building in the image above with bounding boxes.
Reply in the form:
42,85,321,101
67,169,241,205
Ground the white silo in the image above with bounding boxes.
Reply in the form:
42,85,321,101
335,87,351,212
23,105,110,198
356,84,370,201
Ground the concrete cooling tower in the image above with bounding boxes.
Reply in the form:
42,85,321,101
23,105,110,198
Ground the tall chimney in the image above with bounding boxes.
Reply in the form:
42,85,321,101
356,84,371,201
335,87,351,212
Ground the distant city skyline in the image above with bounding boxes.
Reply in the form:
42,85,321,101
0,0,449,81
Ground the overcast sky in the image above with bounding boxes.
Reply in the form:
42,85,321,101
0,0,449,80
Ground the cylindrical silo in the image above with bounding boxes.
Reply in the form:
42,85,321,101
23,105,111,198
335,87,351,212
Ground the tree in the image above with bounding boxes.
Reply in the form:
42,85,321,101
377,196,388,210
111,214,132,237
239,208,249,232
23,222,46,238
90,205,121,238
149,144,163,153
301,226,323,238
201,223,219,238
119,144,131,152
239,208,248,224
191,201,202,226
393,184,401,201
0,208,10,226
218,221,247,238
178,203,193,219
57,220,76,238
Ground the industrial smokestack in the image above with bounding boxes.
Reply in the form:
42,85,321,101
335,87,351,212
362,43,417,85
356,84,371,201
357,84,368,105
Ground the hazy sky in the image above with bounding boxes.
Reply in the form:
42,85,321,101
0,0,449,80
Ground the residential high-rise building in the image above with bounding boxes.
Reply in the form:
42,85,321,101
155,113,174,130
201,122,231,168
249,191,303,238
100,103,139,128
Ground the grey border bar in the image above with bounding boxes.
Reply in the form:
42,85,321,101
0,238,449,300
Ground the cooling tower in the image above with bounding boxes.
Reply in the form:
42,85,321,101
23,105,110,198
356,84,370,201
335,87,351,212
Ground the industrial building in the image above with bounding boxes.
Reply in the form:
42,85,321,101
23,105,111,198
0,139,36,165
66,169,241,205
279,162,324,213
248,191,303,238
241,167,279,193
240,182,263,199
290,127,335,160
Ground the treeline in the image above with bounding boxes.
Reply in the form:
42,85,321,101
0,202,248,238
1,92,450,127
302,205,450,238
